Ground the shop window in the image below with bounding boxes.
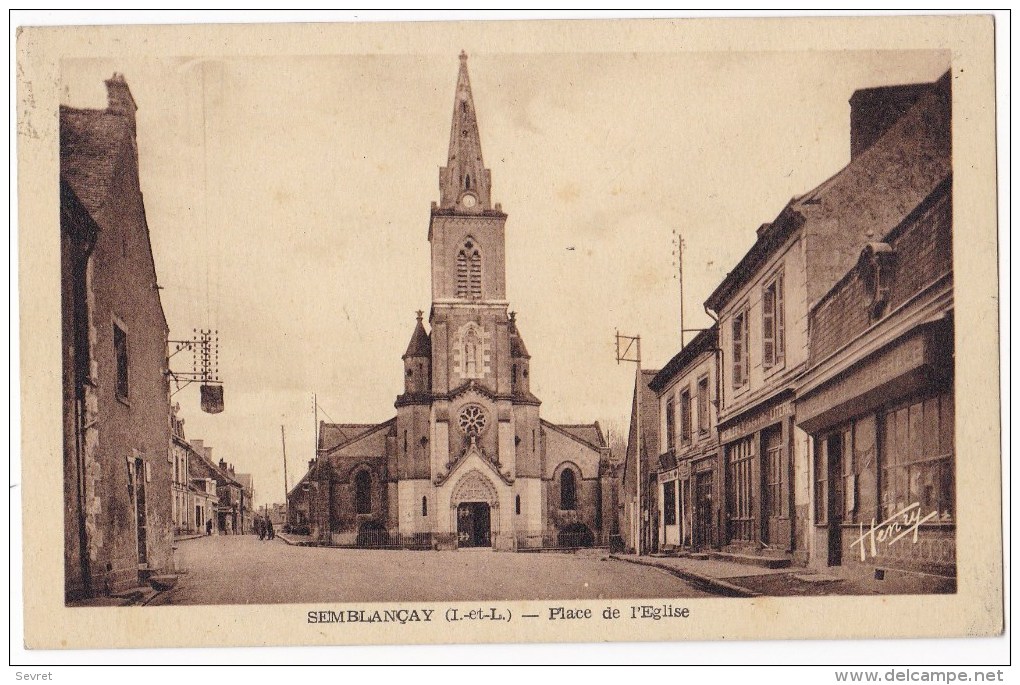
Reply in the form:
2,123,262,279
726,437,755,541
697,376,710,434
731,308,749,388
662,480,677,526
559,468,577,511
515,494,521,515
114,322,129,400
879,393,954,522
354,470,372,515
762,272,785,369
422,496,428,517
680,389,693,445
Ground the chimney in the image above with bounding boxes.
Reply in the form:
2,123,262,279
219,458,227,471
849,81,931,160
104,73,137,130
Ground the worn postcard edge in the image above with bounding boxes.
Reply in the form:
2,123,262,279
15,15,1003,650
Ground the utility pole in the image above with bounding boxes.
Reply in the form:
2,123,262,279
672,230,685,349
281,425,288,525
615,330,643,555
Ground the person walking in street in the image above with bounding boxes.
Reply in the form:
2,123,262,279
256,515,265,541
266,517,275,541
206,519,212,536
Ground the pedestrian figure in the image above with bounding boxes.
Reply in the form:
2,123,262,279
256,515,265,541
266,518,275,541
206,519,212,536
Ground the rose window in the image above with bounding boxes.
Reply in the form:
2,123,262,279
458,405,487,436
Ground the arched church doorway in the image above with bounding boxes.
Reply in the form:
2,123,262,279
457,502,491,548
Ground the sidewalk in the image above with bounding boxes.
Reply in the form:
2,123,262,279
612,554,883,597
276,532,315,546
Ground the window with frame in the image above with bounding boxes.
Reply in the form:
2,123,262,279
697,376,710,434
680,389,692,445
114,322,129,400
731,309,749,389
879,392,954,522
662,480,677,526
762,272,785,369
665,396,676,453
354,470,372,515
559,469,577,510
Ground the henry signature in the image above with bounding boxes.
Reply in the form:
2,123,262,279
849,502,939,561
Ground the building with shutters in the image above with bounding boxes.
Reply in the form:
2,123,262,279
290,53,616,551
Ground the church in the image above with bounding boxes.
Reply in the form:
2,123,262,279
290,53,617,551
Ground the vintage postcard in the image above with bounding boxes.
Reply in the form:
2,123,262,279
16,15,1003,650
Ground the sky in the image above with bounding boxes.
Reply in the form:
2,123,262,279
62,48,949,507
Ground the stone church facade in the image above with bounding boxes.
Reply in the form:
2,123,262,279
292,53,616,551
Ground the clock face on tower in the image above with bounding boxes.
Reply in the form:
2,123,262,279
461,193,477,208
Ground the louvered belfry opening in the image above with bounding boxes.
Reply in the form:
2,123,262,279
456,239,482,299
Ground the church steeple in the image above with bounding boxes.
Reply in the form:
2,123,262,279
439,51,493,212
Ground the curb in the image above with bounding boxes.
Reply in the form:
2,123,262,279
610,555,761,598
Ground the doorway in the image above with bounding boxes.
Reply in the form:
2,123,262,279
825,432,846,566
761,427,783,546
132,459,148,566
694,470,714,550
456,502,491,548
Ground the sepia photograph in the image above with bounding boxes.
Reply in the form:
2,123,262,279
16,13,1003,652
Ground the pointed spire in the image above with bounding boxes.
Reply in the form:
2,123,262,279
509,312,530,358
403,311,431,359
439,51,492,211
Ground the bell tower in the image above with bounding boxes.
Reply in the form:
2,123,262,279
428,52,511,398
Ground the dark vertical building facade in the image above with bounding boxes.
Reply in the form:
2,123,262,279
61,74,174,600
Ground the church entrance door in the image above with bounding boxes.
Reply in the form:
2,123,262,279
456,502,491,548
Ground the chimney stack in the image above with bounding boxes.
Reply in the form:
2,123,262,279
104,73,137,131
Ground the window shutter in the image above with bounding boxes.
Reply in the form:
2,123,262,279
776,274,785,362
742,311,750,384
732,316,743,387
762,286,775,368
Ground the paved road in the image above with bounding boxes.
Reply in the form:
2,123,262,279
162,535,715,605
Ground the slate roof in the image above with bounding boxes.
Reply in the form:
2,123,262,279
59,106,132,220
509,316,530,358
649,326,718,392
318,423,384,452
403,316,431,358
541,420,607,452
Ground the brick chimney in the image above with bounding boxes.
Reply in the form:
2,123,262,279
219,458,227,472
104,73,137,131
849,81,932,160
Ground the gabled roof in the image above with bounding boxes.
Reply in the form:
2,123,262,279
542,421,607,452
622,369,661,488
187,444,242,489
318,422,388,453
